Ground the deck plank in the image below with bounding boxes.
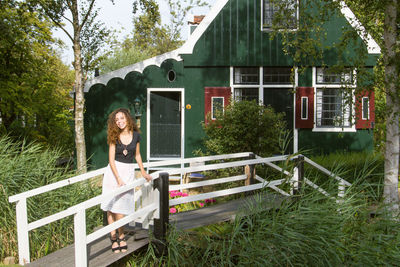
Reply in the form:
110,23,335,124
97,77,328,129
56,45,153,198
26,192,287,266
170,192,287,230
26,229,148,267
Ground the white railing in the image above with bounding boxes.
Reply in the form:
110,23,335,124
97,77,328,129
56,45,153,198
166,154,352,208
8,171,159,266
8,152,252,266
9,152,351,266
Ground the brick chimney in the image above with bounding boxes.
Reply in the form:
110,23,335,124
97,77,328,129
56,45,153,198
188,15,205,35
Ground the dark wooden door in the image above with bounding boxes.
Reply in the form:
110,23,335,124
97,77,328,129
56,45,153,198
150,91,181,158
263,88,293,153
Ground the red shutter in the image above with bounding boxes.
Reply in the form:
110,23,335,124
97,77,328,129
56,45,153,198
296,87,314,128
204,87,231,124
355,90,375,129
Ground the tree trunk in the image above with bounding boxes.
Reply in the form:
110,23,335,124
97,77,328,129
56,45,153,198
383,0,399,210
72,0,87,173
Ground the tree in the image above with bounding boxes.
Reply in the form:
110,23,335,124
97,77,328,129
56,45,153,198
380,0,399,210
0,0,74,148
272,0,400,210
100,0,210,74
27,0,117,173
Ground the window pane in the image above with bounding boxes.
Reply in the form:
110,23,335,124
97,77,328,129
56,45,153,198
362,97,369,120
316,68,353,84
234,88,259,101
234,67,259,84
316,88,351,127
263,0,297,29
301,97,308,119
263,67,292,84
212,97,224,119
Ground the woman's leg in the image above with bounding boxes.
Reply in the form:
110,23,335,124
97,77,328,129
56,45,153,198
107,211,120,252
115,213,127,252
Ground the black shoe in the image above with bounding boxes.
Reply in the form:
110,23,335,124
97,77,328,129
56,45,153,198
118,236,127,252
110,236,120,253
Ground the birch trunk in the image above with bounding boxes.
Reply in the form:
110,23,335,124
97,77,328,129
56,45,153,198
383,0,399,210
72,0,87,173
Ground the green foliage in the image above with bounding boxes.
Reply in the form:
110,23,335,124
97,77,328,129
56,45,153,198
0,137,102,261
0,0,74,149
202,100,287,157
134,179,399,266
310,151,384,183
99,44,152,74
99,0,210,74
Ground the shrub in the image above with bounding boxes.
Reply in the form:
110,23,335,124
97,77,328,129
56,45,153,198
202,100,287,157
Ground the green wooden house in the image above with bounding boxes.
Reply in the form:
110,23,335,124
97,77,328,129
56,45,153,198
84,0,380,169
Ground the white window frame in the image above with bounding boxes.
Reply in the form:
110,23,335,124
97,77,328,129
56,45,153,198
261,0,299,31
312,67,356,132
362,96,370,120
211,97,224,120
230,67,295,104
301,97,308,120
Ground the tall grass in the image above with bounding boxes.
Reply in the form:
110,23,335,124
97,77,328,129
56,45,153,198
127,152,399,266
0,136,102,262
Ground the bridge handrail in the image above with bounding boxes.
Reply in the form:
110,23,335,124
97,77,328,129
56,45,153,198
168,154,352,207
8,152,252,203
148,155,290,178
9,172,160,265
303,156,351,186
9,167,108,203
27,177,150,231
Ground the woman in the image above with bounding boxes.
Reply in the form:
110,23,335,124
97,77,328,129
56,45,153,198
100,108,152,253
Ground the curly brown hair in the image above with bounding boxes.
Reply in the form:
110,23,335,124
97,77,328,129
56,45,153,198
107,108,140,144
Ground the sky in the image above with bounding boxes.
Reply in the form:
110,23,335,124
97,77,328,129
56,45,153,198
54,0,216,65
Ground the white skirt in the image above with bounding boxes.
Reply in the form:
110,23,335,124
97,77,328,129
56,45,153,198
100,161,135,215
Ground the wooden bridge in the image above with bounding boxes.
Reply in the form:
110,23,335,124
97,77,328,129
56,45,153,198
9,152,351,266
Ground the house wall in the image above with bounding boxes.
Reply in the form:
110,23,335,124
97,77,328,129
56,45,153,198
85,59,184,168
85,0,378,169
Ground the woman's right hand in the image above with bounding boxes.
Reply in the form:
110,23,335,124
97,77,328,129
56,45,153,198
117,178,126,187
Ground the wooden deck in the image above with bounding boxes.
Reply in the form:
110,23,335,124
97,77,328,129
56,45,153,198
26,192,287,267
170,192,287,230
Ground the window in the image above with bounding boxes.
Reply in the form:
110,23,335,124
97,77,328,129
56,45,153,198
316,88,352,127
263,0,298,29
167,70,176,82
234,88,259,101
234,67,259,84
211,97,224,119
301,97,308,120
316,68,353,84
263,67,292,84
362,97,369,120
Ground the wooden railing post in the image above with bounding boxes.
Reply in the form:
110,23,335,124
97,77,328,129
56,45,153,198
16,198,30,265
245,153,256,196
74,208,87,267
337,180,346,204
292,155,304,196
153,172,169,256
245,153,256,185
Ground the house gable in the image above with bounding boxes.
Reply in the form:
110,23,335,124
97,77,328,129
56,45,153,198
180,0,380,67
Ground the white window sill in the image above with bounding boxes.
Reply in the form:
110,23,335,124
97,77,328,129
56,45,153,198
262,28,298,32
312,127,356,133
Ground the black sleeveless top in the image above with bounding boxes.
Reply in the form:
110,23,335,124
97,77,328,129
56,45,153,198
115,132,141,163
